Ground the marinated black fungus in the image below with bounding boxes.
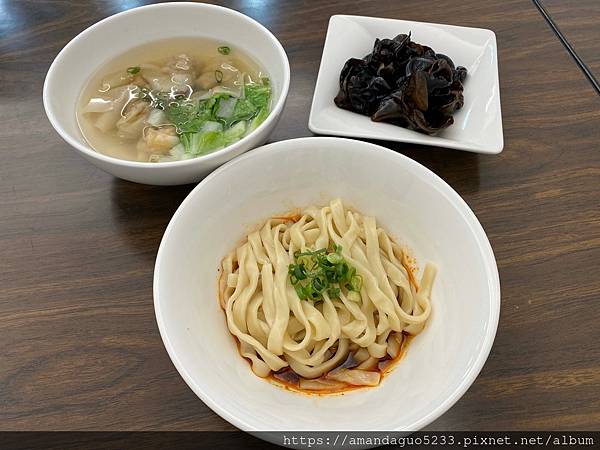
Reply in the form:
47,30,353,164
334,33,467,135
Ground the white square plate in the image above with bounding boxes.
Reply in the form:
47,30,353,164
309,15,504,154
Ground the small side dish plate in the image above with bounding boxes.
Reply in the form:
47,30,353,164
309,15,503,154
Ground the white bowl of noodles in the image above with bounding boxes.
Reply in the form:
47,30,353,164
43,2,289,185
154,137,500,435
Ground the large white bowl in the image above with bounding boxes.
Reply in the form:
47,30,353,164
43,2,290,185
154,137,500,435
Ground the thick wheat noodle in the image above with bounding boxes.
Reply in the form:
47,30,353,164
219,199,436,382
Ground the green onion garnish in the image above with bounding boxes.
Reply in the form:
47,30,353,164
215,69,223,83
218,46,231,55
288,244,361,302
127,66,141,75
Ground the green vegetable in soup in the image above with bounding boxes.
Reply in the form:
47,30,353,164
180,130,223,155
163,78,271,155
217,46,231,55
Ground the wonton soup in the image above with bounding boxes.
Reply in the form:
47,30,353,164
76,37,271,163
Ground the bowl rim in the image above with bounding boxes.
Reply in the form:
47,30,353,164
153,136,501,432
42,1,290,169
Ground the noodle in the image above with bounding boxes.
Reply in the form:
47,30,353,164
219,199,436,392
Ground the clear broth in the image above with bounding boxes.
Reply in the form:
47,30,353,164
76,37,268,162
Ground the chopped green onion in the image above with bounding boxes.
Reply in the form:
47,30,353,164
215,69,223,83
288,245,360,302
327,287,341,299
295,248,327,258
350,275,363,292
217,46,231,55
326,252,343,264
127,66,141,75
